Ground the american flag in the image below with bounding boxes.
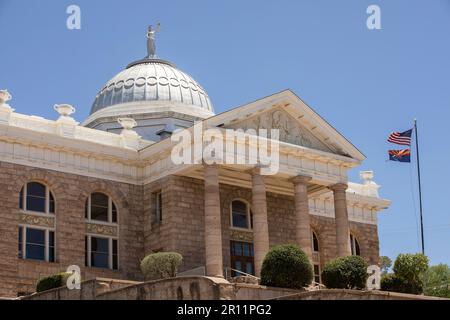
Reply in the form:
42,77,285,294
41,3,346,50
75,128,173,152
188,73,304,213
387,129,412,146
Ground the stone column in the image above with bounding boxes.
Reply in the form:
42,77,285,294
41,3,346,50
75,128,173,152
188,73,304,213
204,164,223,277
251,168,270,277
291,175,312,259
329,183,351,257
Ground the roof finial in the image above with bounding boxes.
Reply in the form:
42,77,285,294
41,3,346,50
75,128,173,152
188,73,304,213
146,23,161,58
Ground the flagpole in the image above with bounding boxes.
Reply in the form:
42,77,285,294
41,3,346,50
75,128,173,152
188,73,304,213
414,119,425,255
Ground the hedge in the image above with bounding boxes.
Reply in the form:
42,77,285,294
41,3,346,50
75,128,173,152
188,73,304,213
140,252,183,281
321,255,368,289
260,244,313,289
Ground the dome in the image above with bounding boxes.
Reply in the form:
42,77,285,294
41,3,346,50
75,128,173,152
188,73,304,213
90,58,214,116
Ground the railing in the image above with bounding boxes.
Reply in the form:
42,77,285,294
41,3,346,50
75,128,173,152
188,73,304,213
176,266,206,277
224,267,260,282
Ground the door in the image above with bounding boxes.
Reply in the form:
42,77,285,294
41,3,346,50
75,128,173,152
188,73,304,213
230,241,255,276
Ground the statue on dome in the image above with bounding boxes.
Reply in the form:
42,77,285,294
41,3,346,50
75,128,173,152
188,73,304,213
146,23,161,58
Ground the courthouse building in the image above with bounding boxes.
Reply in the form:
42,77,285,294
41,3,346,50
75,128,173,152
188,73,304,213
0,33,390,297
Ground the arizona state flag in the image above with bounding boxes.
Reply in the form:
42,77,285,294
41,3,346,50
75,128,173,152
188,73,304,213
388,149,411,163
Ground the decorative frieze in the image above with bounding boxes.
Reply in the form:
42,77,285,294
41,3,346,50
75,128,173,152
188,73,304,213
20,212,55,228
86,223,118,237
230,229,254,242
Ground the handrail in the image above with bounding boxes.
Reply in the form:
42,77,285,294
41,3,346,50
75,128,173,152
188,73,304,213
224,267,260,280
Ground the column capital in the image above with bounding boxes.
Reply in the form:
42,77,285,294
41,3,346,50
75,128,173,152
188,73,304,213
328,183,348,192
247,165,265,176
290,175,312,185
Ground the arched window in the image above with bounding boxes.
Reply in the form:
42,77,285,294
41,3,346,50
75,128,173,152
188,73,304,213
85,192,118,223
18,182,56,262
85,192,119,270
19,182,55,214
230,200,252,230
350,234,361,256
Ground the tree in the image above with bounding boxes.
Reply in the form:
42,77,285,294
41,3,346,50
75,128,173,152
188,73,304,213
379,256,392,275
140,252,183,281
381,253,429,295
424,264,450,298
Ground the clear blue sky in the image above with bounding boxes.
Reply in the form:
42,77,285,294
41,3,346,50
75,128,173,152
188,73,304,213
1,0,449,266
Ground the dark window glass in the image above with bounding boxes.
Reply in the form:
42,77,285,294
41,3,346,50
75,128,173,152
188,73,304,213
48,231,55,262
112,239,118,270
313,232,319,252
85,236,88,266
232,201,248,229
25,228,46,261
85,199,88,219
49,192,55,214
18,226,23,258
26,182,46,213
91,237,109,268
157,192,162,222
112,202,118,223
355,238,361,256
350,235,354,255
19,187,24,210
90,193,109,222
314,265,321,283
243,243,251,257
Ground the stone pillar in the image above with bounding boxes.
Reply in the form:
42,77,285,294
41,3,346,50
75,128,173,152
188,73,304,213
291,175,312,259
204,164,223,277
251,168,270,277
329,183,351,257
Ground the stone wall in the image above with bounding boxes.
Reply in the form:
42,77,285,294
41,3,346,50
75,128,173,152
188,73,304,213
0,162,380,298
0,161,145,297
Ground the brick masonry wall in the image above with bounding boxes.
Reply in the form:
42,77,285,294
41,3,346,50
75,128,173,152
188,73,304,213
0,162,380,297
0,161,144,297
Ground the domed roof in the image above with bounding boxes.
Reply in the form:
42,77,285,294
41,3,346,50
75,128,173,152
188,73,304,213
90,58,214,115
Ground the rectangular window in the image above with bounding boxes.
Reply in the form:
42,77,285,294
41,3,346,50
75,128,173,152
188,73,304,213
87,236,118,270
91,237,109,269
230,241,255,276
25,228,46,261
19,227,55,262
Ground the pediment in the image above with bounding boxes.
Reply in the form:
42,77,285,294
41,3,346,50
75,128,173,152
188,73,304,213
226,108,333,153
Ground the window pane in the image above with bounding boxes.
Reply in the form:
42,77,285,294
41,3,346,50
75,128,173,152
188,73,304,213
91,203,108,222
246,262,254,275
19,187,23,210
313,233,319,252
233,242,242,256
112,239,118,270
91,252,109,268
27,182,46,198
26,244,46,261
112,202,117,223
26,228,45,245
18,226,23,258
232,201,248,229
91,237,109,253
91,237,110,268
49,193,55,214
355,239,360,256
91,193,108,207
25,228,46,261
85,199,88,219
243,243,251,257
85,236,88,266
234,261,242,272
91,193,108,222
26,196,46,213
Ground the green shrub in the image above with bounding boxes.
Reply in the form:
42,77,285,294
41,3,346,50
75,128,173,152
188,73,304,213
380,253,429,295
36,272,71,293
260,244,313,289
321,256,368,289
140,252,183,281
424,264,450,298
380,273,405,292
